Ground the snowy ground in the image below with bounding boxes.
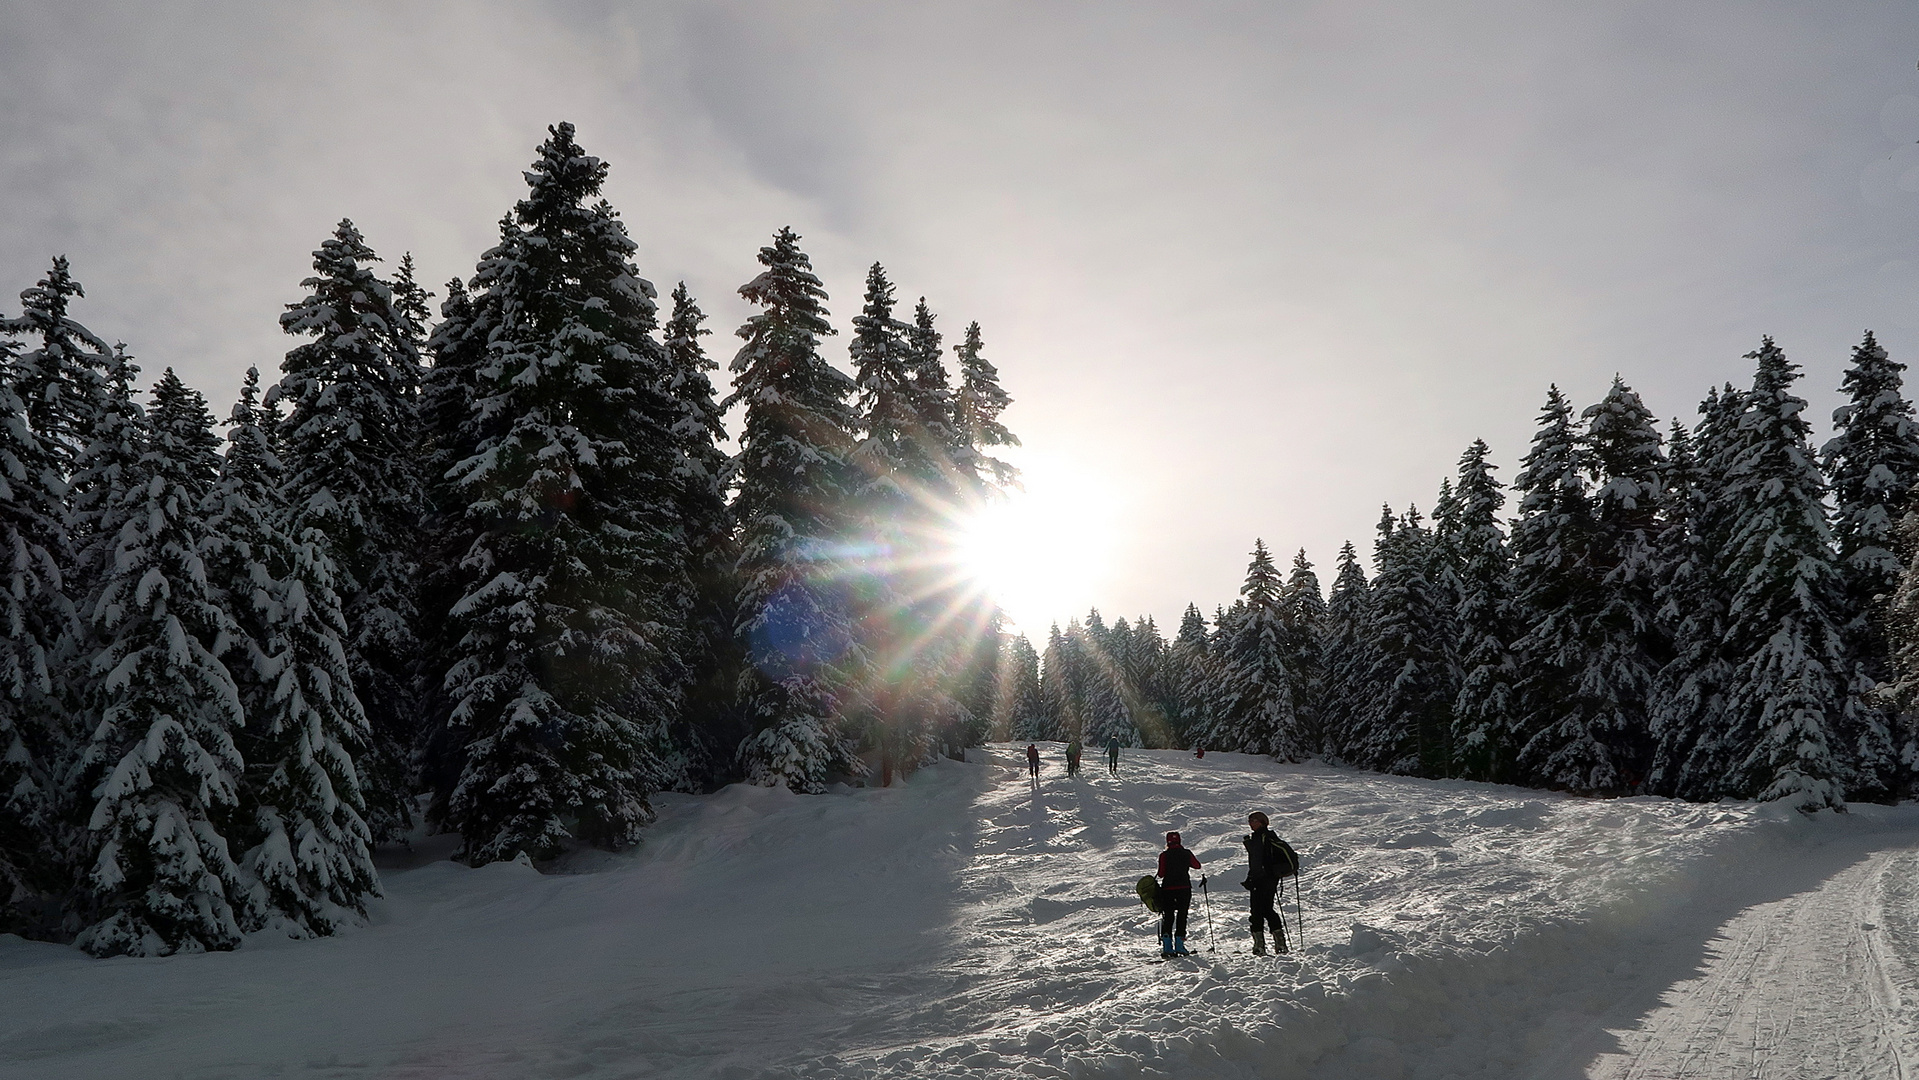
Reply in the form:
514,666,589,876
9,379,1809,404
4,745,1919,1079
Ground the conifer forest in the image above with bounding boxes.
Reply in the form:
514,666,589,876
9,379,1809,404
5,121,1919,960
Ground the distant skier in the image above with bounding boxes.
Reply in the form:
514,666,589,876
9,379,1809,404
1106,735,1121,775
1026,743,1041,781
1242,811,1299,955
1194,746,1205,759
1156,831,1202,956
1066,738,1082,777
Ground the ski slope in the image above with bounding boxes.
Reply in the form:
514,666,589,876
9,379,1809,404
3,745,1918,1079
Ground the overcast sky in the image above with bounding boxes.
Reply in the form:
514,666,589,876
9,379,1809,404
6,1,1919,635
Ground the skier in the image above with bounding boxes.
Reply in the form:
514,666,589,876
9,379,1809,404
1106,735,1121,776
1156,831,1202,956
1241,811,1299,955
1066,738,1082,777
1026,743,1041,781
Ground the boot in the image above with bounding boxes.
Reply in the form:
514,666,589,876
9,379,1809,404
1173,936,1191,955
1252,929,1267,956
1160,934,1173,958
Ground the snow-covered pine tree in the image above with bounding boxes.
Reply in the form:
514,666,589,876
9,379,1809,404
1167,603,1212,747
1318,541,1375,764
900,297,995,759
1448,439,1520,783
1207,540,1298,757
437,123,681,860
1649,392,1746,798
1281,551,1326,754
845,264,936,780
2,257,113,472
1821,332,1919,800
0,330,77,936
414,273,502,817
1881,504,1919,785
998,633,1046,741
1535,376,1667,792
952,320,1019,493
269,219,426,844
1083,615,1138,749
905,298,961,488
661,282,738,788
1715,338,1854,810
205,368,379,936
68,370,256,956
386,253,434,363
1507,386,1614,791
1354,508,1457,775
1039,620,1085,741
727,227,865,793
1125,615,1171,746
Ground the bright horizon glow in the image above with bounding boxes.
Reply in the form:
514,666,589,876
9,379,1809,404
955,454,1122,639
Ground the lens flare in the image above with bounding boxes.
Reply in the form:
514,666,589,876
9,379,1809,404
952,455,1117,635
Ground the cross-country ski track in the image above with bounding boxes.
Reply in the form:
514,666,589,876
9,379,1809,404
3,745,1917,1079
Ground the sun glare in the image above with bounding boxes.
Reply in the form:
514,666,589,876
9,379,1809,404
954,456,1118,635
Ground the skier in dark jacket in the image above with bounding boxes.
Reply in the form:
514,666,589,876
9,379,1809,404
1025,743,1041,781
1242,811,1298,954
1065,738,1082,777
1156,831,1202,956
1106,735,1121,775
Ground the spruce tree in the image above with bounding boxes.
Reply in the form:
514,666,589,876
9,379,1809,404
952,320,1019,492
999,634,1046,740
206,369,378,935
1537,376,1666,791
1281,551,1326,753
1507,387,1618,791
2,257,113,471
845,264,933,779
1319,542,1375,764
1083,615,1138,749
1354,508,1456,775
1040,619,1089,741
437,123,678,861
905,298,961,486
0,332,76,934
726,227,865,793
1167,603,1212,747
68,370,256,956
269,219,426,843
661,283,738,788
415,274,500,816
1821,332,1919,799
1716,338,1853,810
1649,394,1743,798
1208,540,1298,757
1449,440,1520,782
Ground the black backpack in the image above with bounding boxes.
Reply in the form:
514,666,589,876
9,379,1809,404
1251,831,1300,880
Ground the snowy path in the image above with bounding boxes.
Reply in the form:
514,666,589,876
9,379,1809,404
1582,846,1919,1080
4,745,1919,1079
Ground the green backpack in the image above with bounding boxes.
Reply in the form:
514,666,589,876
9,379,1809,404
1135,875,1162,913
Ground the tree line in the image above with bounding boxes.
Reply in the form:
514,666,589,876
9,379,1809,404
0,123,1017,955
997,338,1919,815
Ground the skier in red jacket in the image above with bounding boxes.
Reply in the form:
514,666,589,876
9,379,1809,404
1156,831,1202,956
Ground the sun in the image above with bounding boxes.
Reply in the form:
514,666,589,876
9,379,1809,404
952,455,1118,635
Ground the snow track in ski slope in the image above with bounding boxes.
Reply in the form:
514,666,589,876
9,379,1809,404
3,745,1917,1079
1581,845,1919,1080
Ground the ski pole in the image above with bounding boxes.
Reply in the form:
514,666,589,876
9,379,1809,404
1200,875,1216,953
1294,869,1307,949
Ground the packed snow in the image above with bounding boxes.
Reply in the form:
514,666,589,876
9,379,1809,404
4,745,1917,1079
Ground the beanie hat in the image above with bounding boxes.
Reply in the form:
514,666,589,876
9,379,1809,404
1166,831,1181,845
